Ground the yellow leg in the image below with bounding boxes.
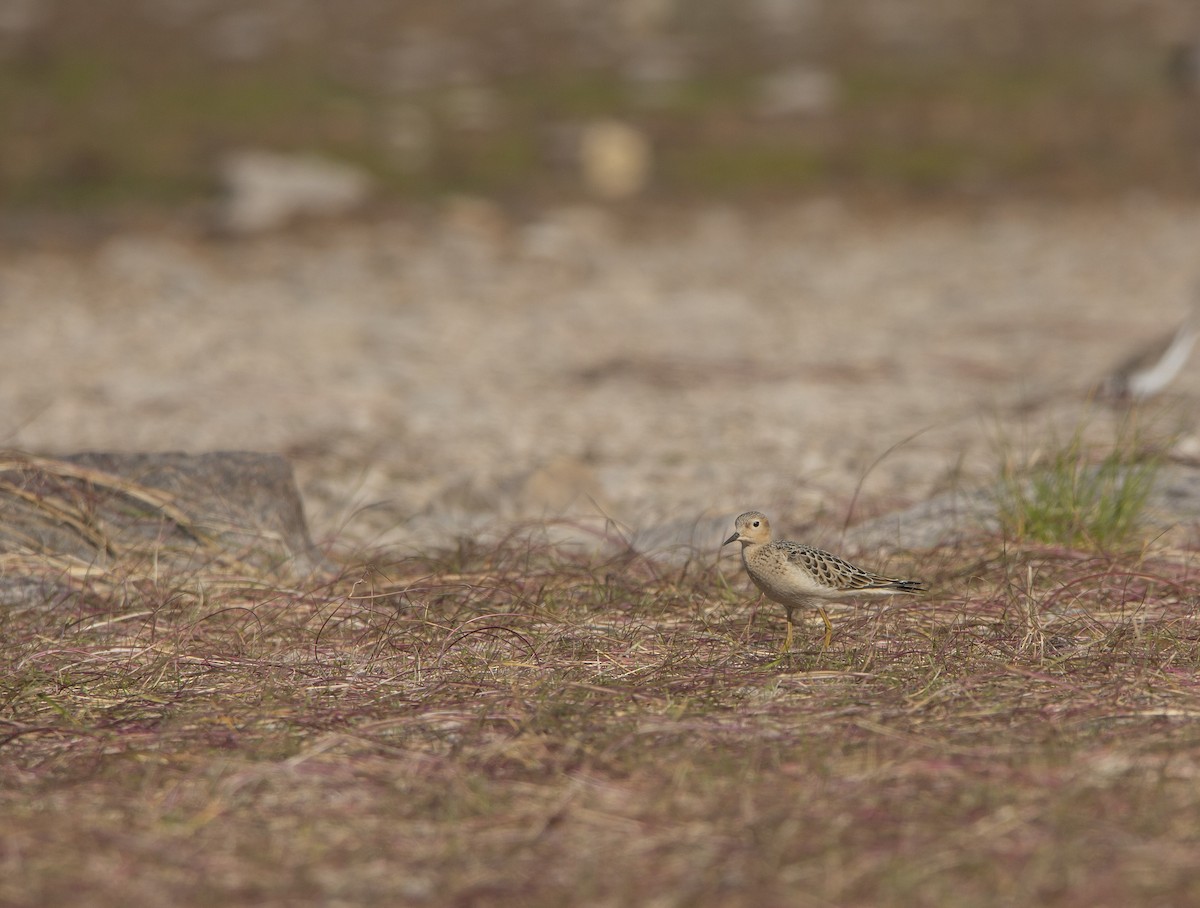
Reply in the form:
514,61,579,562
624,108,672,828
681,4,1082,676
818,607,833,649
781,611,794,654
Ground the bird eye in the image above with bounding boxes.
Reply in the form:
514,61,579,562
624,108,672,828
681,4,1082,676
751,520,760,527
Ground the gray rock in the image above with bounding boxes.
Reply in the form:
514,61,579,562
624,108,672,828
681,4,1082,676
0,451,327,594
843,487,999,554
217,150,373,234
757,66,840,118
626,513,733,561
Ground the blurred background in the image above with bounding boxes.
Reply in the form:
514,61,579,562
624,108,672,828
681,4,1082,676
2,0,1200,218
5,0,1200,554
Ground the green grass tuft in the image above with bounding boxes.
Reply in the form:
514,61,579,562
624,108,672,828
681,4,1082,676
997,420,1160,549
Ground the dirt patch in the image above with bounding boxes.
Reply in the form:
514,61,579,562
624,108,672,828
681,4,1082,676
3,198,1199,555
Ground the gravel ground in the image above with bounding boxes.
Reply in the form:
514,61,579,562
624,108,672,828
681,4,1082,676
4,197,1200,559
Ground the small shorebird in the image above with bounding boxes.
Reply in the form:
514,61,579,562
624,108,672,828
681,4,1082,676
1098,304,1200,403
723,511,925,652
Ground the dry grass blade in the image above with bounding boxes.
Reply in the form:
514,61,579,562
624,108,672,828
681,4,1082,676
0,454,208,541
0,452,301,580
5,526,1200,907
0,479,117,557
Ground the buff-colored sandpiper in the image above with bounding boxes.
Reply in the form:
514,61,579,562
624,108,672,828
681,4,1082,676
723,511,925,652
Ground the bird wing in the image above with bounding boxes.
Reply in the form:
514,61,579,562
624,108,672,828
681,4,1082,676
784,542,924,593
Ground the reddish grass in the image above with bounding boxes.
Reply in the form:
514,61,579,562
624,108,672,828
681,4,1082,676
4,532,1200,906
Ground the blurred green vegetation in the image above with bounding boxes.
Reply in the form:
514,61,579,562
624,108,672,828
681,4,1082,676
0,0,1197,210
998,426,1161,550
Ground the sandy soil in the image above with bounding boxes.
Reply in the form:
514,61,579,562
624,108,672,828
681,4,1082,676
3,197,1199,558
